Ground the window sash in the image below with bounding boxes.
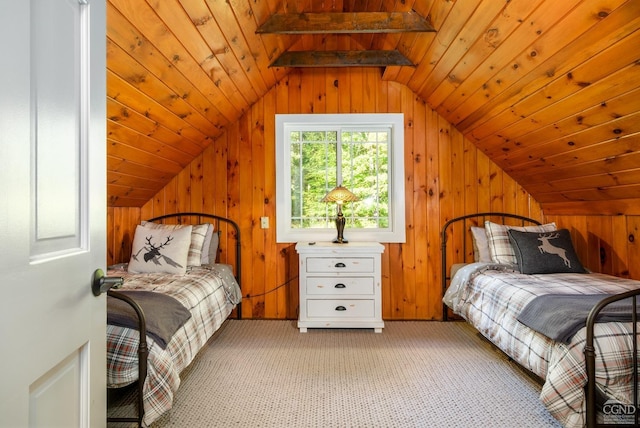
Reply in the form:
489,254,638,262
276,114,405,243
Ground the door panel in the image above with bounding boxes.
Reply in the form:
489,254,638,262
32,0,84,256
29,348,86,427
0,1,107,427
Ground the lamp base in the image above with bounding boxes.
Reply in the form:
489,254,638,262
334,211,348,244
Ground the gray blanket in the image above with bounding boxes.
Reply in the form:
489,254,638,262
107,290,192,349
517,294,636,344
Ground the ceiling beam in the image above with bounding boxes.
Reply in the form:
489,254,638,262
270,50,414,68
256,12,435,34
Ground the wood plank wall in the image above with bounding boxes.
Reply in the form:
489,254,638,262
107,68,639,320
544,215,640,280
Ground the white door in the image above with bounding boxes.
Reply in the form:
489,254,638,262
0,1,107,427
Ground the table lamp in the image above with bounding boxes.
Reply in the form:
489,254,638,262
321,185,359,243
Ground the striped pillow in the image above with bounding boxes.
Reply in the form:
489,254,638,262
141,221,209,267
484,221,556,265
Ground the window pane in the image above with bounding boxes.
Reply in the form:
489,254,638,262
341,130,390,229
290,131,337,229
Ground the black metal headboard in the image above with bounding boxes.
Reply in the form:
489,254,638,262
147,212,242,319
440,212,542,321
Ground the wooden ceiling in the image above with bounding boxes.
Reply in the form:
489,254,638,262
107,0,640,212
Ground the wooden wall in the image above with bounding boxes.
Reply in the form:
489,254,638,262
544,215,640,279
107,68,639,320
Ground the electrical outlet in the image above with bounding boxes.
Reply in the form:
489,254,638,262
260,217,269,229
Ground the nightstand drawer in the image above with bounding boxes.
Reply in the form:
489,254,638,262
306,276,374,295
307,299,375,318
306,257,374,273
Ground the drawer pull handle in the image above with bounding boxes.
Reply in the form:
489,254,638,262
334,283,346,289
335,306,347,311
335,262,346,268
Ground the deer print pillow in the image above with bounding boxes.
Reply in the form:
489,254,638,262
141,221,210,267
507,229,587,274
128,225,193,275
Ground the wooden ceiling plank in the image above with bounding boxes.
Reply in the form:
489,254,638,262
489,86,640,164
526,169,640,196
430,0,568,115
108,120,197,166
108,139,185,175
203,0,270,96
108,0,243,123
432,0,582,125
500,131,640,175
107,39,228,137
471,25,640,146
508,144,640,186
541,199,640,216
108,171,166,190
453,0,635,133
535,184,640,204
391,32,431,85
107,71,212,144
411,0,509,97
176,0,259,111
480,61,640,161
135,0,238,126
108,183,162,200
424,0,544,108
223,0,282,91
109,195,154,208
108,155,175,182
107,98,206,156
401,0,475,100
270,50,414,67
256,12,435,34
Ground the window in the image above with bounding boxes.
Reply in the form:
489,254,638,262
276,113,405,243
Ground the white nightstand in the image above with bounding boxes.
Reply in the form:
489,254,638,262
295,241,385,333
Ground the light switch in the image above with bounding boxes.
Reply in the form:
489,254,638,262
260,217,269,229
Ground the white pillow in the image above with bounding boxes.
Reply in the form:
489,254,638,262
128,225,192,275
207,232,219,264
141,221,208,267
470,226,492,263
200,223,214,264
484,221,557,265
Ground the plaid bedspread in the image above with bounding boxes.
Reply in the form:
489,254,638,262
106,264,241,425
445,263,640,427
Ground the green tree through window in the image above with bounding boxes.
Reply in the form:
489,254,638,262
290,129,389,229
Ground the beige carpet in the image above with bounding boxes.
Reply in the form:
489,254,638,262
109,320,562,427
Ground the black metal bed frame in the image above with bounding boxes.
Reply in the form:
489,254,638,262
441,212,640,427
106,212,242,427
585,291,640,427
440,212,541,321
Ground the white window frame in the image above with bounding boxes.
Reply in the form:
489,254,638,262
275,113,406,243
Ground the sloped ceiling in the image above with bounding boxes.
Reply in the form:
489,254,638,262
107,0,640,213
